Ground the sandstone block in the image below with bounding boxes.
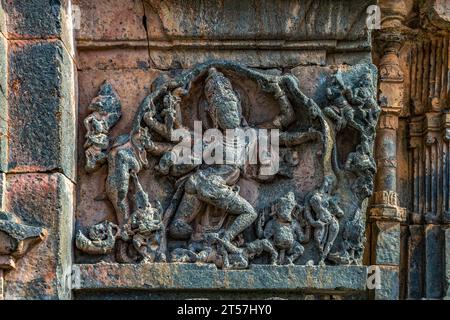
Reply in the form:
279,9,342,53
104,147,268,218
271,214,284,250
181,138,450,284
445,228,450,298
73,263,374,293
0,2,6,36
74,0,148,42
374,266,399,300
371,221,401,265
424,224,444,299
3,173,74,300
0,33,7,172
8,40,75,180
407,225,424,299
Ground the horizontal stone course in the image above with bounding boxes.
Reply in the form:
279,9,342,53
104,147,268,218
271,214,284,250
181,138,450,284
73,263,397,294
75,0,375,42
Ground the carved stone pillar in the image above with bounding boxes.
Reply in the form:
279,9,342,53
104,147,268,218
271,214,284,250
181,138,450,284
370,34,407,222
371,111,405,221
370,0,410,300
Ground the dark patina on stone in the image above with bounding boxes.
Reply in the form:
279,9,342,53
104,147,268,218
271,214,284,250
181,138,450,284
75,60,380,273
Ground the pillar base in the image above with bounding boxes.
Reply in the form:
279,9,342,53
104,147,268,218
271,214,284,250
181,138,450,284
369,205,407,222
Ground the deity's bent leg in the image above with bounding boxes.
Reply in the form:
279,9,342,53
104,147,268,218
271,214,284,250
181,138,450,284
169,192,204,240
313,224,325,253
323,217,339,258
106,169,130,227
196,178,257,242
287,241,304,264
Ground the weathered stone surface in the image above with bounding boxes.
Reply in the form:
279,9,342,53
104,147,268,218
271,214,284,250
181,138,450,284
77,48,152,71
0,211,47,270
445,228,450,299
147,49,327,70
371,221,401,265
78,46,329,70
5,0,64,37
0,172,4,210
0,32,7,172
0,269,3,299
73,0,148,42
73,263,377,293
75,0,375,43
291,66,333,101
425,224,444,299
0,1,6,36
143,0,374,42
421,0,450,30
407,225,424,299
326,52,372,66
5,0,450,301
4,0,75,60
76,68,162,237
75,60,378,269
373,266,399,300
8,40,75,180
3,173,73,300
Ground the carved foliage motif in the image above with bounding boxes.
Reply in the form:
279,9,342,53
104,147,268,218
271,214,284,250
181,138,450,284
76,61,380,268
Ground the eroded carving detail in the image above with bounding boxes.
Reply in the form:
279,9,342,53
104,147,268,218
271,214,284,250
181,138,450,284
0,211,47,270
76,61,379,268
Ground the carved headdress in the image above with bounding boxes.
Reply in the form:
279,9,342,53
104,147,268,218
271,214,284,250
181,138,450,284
204,67,242,130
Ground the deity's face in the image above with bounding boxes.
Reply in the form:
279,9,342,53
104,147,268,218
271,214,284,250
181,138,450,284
204,68,241,130
359,74,372,87
274,192,296,222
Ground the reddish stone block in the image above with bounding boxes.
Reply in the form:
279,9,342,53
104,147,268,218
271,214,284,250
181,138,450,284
0,3,6,36
3,173,74,300
8,40,75,180
0,32,7,172
73,0,148,41
5,0,63,37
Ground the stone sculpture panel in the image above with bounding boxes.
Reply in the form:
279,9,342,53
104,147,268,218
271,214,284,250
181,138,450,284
75,61,379,269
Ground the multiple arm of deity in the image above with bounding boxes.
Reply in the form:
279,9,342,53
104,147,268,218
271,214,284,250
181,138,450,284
77,62,377,267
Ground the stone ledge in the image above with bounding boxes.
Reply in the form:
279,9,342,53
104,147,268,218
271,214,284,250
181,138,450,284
73,263,383,293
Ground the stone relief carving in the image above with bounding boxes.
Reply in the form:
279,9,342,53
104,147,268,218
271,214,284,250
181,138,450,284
0,211,47,270
76,61,380,269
